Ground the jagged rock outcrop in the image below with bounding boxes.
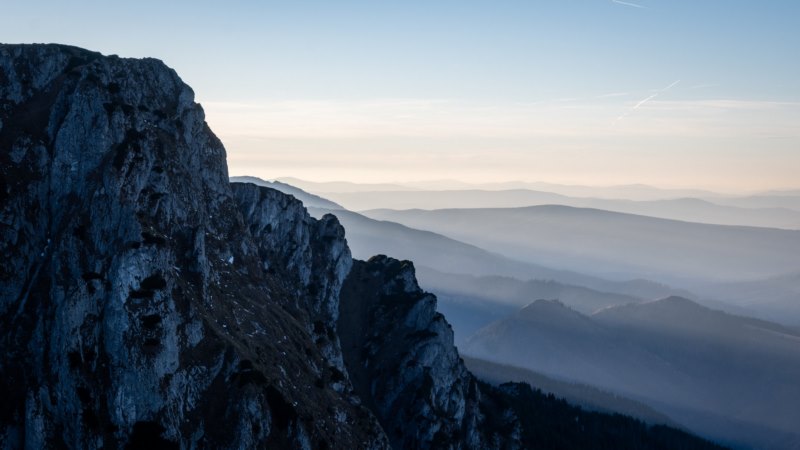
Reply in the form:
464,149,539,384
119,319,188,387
0,43,388,449
230,182,353,384
340,256,521,449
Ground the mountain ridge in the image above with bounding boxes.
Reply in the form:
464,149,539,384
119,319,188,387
321,191,800,229
363,205,800,284
230,176,345,210
463,296,800,448
308,206,692,301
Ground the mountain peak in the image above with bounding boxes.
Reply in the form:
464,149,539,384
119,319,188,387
651,295,703,308
520,298,568,313
593,296,710,322
519,298,577,316
514,299,596,330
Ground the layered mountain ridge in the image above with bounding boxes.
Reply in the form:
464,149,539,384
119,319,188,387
0,44,722,449
463,297,800,449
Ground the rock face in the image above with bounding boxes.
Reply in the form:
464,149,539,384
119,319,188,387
0,43,388,449
0,43,525,450
339,256,521,449
230,182,353,381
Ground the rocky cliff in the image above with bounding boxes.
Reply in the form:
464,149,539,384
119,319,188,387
0,44,520,449
0,43,391,449
339,256,521,449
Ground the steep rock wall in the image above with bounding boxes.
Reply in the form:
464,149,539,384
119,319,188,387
0,44,387,450
339,256,521,450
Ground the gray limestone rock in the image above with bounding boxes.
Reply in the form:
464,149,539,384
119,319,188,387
0,43,387,450
339,256,522,450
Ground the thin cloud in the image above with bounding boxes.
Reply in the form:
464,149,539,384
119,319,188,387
615,80,680,124
612,0,646,9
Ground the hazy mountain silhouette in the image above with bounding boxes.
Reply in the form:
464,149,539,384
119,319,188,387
311,189,800,229
713,194,800,212
281,177,730,201
328,189,573,210
694,272,800,326
306,206,690,302
277,180,792,325
463,356,674,426
463,297,800,449
230,176,345,210
276,176,415,193
470,182,728,201
415,266,645,342
761,189,800,196
363,206,800,284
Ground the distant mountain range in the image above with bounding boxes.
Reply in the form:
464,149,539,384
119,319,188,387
275,177,800,211
275,176,415,193
259,177,799,325
363,206,800,285
238,176,691,299
693,272,800,326
415,266,649,342
302,206,689,302
276,177,731,200
308,189,800,229
418,266,651,313
230,176,345,209
463,297,800,449
463,356,674,426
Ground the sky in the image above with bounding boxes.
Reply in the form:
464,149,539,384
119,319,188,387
3,0,800,192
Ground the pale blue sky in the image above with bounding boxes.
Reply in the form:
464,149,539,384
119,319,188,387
3,1,799,191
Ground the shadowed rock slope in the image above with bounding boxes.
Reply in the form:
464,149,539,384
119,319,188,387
339,256,521,449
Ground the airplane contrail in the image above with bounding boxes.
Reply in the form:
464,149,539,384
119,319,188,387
615,80,680,124
612,0,646,9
